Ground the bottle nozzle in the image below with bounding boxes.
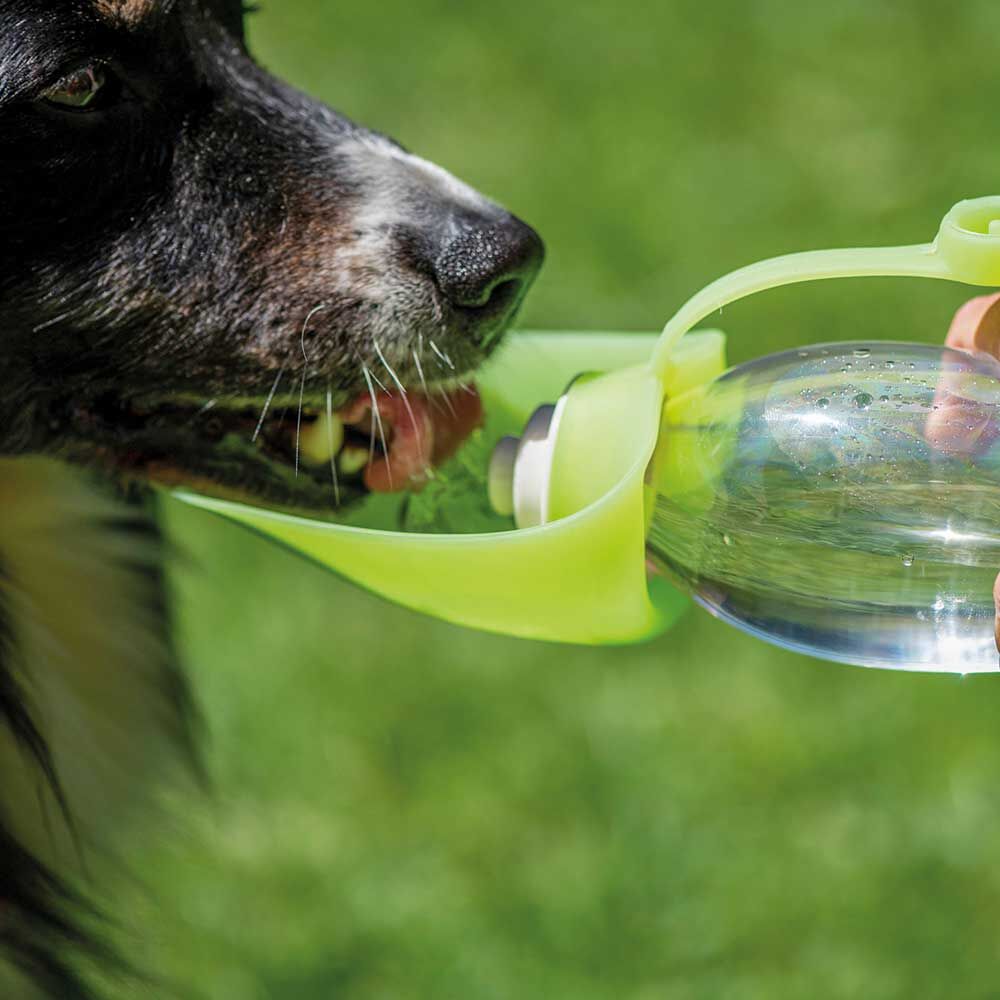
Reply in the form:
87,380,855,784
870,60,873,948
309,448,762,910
487,398,566,528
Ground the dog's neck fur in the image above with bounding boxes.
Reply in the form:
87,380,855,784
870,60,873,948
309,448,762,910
0,458,197,993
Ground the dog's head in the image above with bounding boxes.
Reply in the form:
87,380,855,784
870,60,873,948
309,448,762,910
0,0,543,512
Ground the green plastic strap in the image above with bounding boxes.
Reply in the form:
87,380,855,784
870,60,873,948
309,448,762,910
651,195,1000,373
175,331,723,643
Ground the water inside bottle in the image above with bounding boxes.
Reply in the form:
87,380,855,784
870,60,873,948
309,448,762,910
646,342,1000,672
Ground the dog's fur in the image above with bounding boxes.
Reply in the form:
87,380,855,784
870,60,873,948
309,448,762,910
0,1,542,994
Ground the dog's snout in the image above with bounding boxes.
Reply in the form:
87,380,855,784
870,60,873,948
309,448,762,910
432,214,544,311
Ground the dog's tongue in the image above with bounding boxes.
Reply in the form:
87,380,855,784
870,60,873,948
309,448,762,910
338,386,483,493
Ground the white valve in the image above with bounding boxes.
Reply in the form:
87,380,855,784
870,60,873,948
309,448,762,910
487,396,568,528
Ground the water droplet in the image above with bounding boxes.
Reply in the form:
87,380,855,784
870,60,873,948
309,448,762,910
879,395,890,403
816,397,830,409
884,360,895,369
932,598,945,612
902,553,914,567
854,392,873,409
798,350,809,358
909,362,916,369
853,348,871,358
722,533,733,546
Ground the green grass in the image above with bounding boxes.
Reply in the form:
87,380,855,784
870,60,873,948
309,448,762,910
114,3,1000,997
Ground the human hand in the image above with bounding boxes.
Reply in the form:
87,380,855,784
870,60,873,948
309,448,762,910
941,292,1000,652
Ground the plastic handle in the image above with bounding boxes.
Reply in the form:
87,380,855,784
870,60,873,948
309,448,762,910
651,195,1000,375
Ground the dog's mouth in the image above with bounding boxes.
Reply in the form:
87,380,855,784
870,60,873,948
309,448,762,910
57,380,484,516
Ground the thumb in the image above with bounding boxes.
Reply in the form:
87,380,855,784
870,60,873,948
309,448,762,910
946,292,1000,357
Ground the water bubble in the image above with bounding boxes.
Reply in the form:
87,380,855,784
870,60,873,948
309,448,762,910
879,395,890,403
816,397,830,409
902,553,914,567
853,348,871,358
884,360,895,369
798,350,809,358
932,598,945,612
909,362,916,369
854,392,873,410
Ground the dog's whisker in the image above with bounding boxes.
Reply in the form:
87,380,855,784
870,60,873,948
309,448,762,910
413,348,447,415
437,386,457,419
375,339,423,461
293,305,328,478
301,303,328,362
429,339,455,370
412,348,430,397
362,364,392,486
182,396,223,431
373,339,406,396
326,385,341,506
295,369,306,477
253,366,285,442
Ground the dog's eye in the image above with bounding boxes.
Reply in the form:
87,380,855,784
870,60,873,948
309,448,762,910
40,65,114,112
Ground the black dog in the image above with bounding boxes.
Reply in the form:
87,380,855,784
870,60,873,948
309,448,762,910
0,1,543,994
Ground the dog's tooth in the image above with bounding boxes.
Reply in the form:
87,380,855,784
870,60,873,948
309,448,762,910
338,445,369,476
298,412,344,465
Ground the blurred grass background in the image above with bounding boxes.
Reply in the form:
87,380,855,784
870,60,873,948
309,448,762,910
115,2,1000,997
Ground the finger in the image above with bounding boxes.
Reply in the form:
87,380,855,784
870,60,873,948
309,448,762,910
945,291,1000,357
994,572,1000,655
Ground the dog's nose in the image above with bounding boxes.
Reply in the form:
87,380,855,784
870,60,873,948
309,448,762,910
433,214,544,310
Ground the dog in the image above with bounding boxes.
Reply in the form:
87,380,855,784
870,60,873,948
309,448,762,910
0,1,543,995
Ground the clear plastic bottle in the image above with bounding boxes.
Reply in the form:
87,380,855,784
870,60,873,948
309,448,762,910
645,340,1000,672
